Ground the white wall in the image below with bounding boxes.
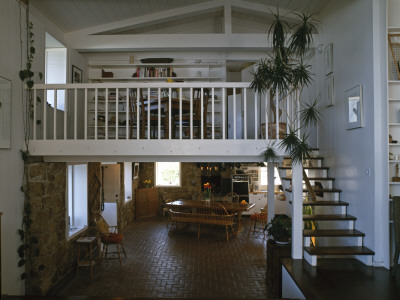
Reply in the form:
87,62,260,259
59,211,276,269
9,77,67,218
0,0,88,294
0,0,28,294
317,0,388,266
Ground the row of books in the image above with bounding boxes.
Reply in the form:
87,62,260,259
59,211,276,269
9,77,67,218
134,67,173,78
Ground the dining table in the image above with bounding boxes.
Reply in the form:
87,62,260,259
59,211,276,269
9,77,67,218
166,199,255,230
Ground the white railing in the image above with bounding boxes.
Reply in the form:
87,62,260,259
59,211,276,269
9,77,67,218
31,82,296,142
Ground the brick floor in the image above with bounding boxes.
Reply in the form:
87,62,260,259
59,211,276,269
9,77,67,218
53,216,273,299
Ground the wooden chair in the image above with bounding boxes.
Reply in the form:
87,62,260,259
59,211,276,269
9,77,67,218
223,192,240,203
248,205,268,239
162,192,175,216
393,196,400,275
173,88,209,139
94,212,127,264
131,88,165,139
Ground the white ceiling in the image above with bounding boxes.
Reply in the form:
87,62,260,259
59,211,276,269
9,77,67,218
31,0,329,34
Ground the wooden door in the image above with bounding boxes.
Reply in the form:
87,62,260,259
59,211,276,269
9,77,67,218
136,187,158,218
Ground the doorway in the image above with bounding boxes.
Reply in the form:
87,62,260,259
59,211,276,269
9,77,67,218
101,163,120,226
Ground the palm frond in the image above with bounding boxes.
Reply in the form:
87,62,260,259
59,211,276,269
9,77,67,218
269,12,289,53
259,146,279,163
300,97,322,128
290,133,313,165
292,61,312,89
289,12,320,57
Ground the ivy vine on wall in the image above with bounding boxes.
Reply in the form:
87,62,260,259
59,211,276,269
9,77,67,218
18,0,44,281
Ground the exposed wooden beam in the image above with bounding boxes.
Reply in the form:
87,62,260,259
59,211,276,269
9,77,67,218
224,4,232,35
65,33,274,52
65,0,226,36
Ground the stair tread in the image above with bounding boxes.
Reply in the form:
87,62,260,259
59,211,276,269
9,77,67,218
304,246,375,256
303,201,349,206
279,166,329,170
284,156,324,160
303,214,357,221
286,188,342,193
303,229,365,237
282,177,335,181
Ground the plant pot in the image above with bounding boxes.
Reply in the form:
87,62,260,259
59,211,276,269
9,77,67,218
261,122,287,139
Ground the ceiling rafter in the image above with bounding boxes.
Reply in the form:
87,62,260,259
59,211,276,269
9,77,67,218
66,0,227,36
230,0,297,21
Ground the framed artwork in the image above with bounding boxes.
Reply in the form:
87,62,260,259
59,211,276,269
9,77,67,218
346,85,364,130
0,76,11,148
72,65,82,83
133,163,139,179
325,74,334,107
324,44,333,75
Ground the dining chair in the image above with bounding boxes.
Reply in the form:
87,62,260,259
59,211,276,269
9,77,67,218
94,212,127,264
131,88,165,139
162,192,175,216
248,204,268,239
223,192,240,203
173,88,209,139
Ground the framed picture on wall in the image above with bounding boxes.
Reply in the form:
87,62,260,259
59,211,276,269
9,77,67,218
346,85,364,130
133,163,139,179
72,65,82,83
324,44,333,75
325,74,334,107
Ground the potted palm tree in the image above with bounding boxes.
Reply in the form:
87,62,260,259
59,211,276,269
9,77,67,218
251,11,321,201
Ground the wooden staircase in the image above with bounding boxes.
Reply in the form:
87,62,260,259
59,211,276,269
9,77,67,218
278,150,375,266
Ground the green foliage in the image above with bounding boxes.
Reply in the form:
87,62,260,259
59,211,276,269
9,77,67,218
289,13,320,58
265,215,292,242
279,131,313,165
300,97,322,128
260,145,278,163
18,2,44,281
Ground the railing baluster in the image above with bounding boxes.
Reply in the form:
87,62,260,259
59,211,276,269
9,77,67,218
168,88,172,139
201,88,204,140
54,90,57,140
275,87,279,140
286,91,290,136
43,90,47,140
212,88,215,140
179,88,182,140
243,88,247,140
233,88,236,140
64,90,67,140
33,89,37,140
95,89,98,140
74,89,77,140
84,89,87,140
136,88,139,140
148,87,151,140
116,88,119,140
222,88,226,140
254,91,258,140
126,88,129,140
265,91,269,141
296,89,300,137
158,88,161,139
105,88,108,140
190,87,193,140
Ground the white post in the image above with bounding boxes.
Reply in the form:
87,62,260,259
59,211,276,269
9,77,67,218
267,162,275,223
291,162,303,259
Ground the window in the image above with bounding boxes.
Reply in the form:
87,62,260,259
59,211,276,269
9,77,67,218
259,165,281,188
67,164,88,239
45,33,67,110
155,162,181,187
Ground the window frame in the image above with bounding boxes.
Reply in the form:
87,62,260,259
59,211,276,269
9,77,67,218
65,163,88,240
154,162,181,187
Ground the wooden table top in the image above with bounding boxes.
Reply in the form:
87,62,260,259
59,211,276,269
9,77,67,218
166,200,255,212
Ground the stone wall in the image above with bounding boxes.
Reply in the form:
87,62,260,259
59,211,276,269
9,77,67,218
25,162,102,295
138,162,203,213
